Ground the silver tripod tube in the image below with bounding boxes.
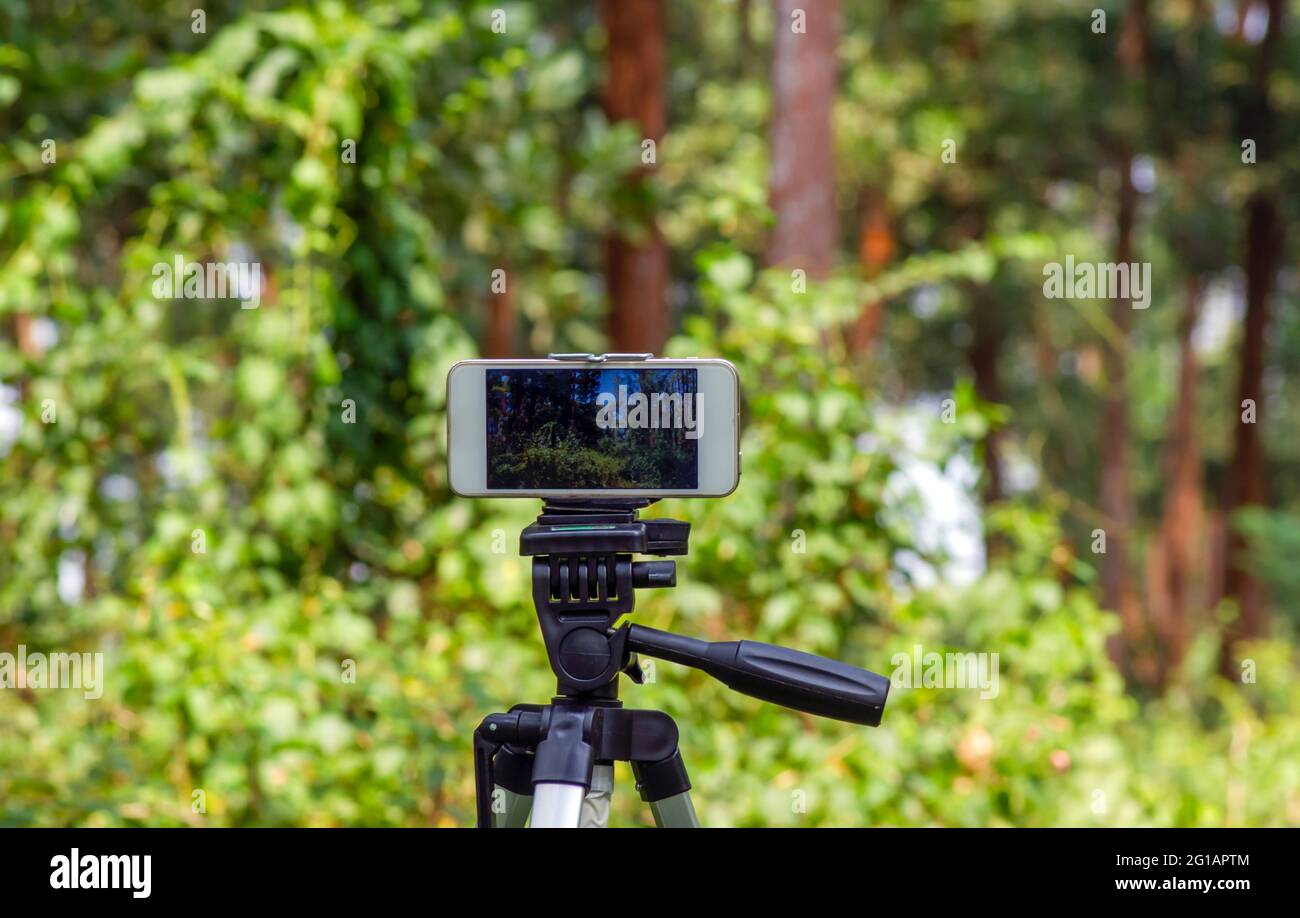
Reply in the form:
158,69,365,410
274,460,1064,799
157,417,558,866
530,764,613,828
529,782,586,828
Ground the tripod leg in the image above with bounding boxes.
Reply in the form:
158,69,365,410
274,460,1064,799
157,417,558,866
489,745,535,828
648,791,700,828
578,764,614,828
529,706,595,828
632,749,700,828
530,783,586,827
495,788,533,828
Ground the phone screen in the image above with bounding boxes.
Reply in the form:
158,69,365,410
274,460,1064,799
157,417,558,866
486,367,701,490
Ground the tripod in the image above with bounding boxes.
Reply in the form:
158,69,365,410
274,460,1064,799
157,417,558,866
472,499,891,827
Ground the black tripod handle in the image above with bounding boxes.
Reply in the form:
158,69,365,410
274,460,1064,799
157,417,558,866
625,624,889,726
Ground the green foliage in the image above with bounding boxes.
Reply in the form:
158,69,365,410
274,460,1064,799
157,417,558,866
493,429,627,488
0,0,1297,828
1236,508,1300,637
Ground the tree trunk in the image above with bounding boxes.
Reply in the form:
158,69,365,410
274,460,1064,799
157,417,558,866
1100,152,1141,673
1220,0,1285,671
947,199,1007,548
10,315,43,403
601,0,669,352
969,290,1004,504
1147,278,1204,684
1220,194,1281,640
765,0,839,276
970,284,1009,561
1100,1,1148,676
847,189,894,352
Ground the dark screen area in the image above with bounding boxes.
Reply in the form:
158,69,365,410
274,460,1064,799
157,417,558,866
486,368,699,489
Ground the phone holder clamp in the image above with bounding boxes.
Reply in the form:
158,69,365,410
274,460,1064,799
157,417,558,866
546,352,655,363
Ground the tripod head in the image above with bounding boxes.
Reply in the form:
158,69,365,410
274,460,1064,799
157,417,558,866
520,498,684,697
472,498,890,827
521,499,890,726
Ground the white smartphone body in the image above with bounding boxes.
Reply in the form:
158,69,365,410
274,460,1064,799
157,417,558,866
447,358,740,498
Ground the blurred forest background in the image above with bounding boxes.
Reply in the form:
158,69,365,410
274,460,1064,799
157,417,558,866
1,0,1299,827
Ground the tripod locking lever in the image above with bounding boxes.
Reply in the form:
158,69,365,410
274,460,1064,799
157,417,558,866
625,624,890,727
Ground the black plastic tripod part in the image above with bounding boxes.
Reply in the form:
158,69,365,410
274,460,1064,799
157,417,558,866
473,707,546,826
521,499,687,695
521,501,689,559
492,745,535,796
532,706,595,786
472,701,689,827
533,497,659,517
632,750,692,803
625,624,890,727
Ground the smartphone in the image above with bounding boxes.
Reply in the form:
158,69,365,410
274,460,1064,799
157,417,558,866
447,357,740,498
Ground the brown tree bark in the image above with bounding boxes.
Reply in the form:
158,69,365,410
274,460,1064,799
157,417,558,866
765,0,839,276
1147,278,1204,684
1100,1,1148,675
13,314,43,360
1220,0,1286,670
601,0,669,352
969,283,1010,562
1100,152,1142,674
10,315,43,404
847,189,894,352
947,198,1005,525
969,290,1004,504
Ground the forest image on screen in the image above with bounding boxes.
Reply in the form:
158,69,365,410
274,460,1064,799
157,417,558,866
486,368,699,489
